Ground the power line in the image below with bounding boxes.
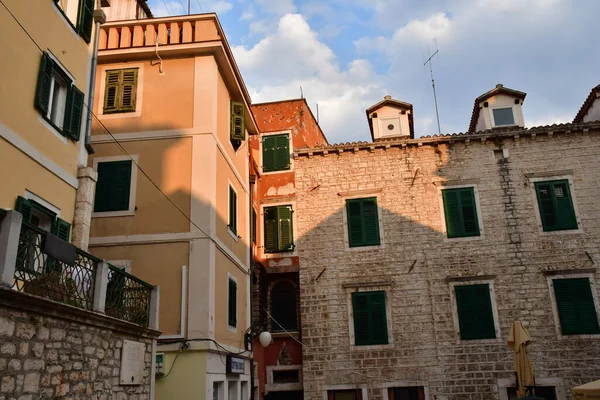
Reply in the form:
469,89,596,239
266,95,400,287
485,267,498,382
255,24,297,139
159,0,172,15
195,0,204,13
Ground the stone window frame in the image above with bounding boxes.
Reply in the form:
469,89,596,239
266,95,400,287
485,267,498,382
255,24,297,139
545,270,600,340
344,282,394,350
259,200,298,259
92,154,139,218
497,377,567,400
266,364,303,392
340,188,385,252
434,179,485,242
526,171,583,236
97,62,145,120
448,277,502,344
380,381,430,400
322,384,368,400
259,130,294,175
489,105,517,128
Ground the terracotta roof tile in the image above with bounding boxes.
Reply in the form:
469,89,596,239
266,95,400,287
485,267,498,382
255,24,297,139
573,84,600,123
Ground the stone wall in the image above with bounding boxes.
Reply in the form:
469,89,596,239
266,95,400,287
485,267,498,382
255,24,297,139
0,287,159,400
294,125,600,400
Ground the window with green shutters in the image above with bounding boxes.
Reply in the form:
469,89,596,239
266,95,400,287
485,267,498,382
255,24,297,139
346,198,380,248
454,284,496,340
229,186,237,235
15,196,70,241
553,278,600,335
76,0,95,43
35,52,84,141
94,160,133,212
263,205,294,253
262,134,291,172
442,187,480,238
252,208,257,244
535,180,578,231
352,291,389,346
103,68,139,114
228,278,237,328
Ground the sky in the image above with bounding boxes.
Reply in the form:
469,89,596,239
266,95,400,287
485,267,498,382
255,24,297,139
147,0,600,143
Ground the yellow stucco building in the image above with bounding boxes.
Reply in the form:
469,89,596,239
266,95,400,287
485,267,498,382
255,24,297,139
87,13,257,400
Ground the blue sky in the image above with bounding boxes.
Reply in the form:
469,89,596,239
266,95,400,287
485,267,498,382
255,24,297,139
148,0,600,143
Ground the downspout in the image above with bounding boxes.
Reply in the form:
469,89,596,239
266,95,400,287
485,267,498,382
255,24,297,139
85,8,107,155
249,174,256,400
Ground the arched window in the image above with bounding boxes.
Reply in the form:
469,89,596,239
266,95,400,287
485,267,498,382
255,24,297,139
270,281,298,332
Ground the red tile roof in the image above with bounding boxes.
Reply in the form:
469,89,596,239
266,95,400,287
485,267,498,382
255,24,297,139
573,84,600,123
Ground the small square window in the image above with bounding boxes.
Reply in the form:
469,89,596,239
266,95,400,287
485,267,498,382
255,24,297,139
492,107,515,126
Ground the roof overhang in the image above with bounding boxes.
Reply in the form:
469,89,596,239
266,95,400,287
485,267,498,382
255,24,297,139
573,84,600,123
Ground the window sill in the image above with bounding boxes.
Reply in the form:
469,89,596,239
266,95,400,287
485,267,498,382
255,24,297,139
228,228,239,242
92,209,135,218
539,227,582,236
558,333,600,340
456,337,501,345
444,234,484,243
346,243,384,252
271,331,299,339
227,324,238,333
52,1,80,39
350,343,393,351
38,115,69,144
261,167,292,175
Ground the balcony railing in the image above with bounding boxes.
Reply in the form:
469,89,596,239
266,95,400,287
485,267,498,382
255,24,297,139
105,264,153,326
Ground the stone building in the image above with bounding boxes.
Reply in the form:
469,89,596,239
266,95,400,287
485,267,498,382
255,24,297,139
294,85,600,400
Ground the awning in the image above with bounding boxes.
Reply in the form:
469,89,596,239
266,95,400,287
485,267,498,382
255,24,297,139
573,379,600,399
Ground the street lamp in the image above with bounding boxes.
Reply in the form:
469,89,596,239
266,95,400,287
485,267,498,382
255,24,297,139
244,326,272,351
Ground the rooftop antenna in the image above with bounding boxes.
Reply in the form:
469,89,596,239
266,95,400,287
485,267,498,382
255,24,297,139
300,86,304,99
188,0,191,14
316,104,319,123
424,39,442,135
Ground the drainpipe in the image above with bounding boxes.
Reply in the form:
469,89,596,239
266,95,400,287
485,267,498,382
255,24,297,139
249,174,256,400
85,8,107,155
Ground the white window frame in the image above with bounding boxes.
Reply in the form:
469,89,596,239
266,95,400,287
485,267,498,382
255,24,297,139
97,63,145,119
546,272,600,339
47,71,69,130
381,382,430,400
345,284,393,350
92,155,139,218
227,379,239,400
490,105,516,127
340,189,385,251
497,377,567,400
259,130,294,175
449,279,501,344
227,273,238,332
436,182,485,242
211,379,225,400
24,190,61,218
322,384,368,400
378,115,403,137
228,181,239,241
266,365,303,392
259,200,297,259
527,173,582,235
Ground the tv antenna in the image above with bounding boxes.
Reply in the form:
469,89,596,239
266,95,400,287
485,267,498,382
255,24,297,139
424,39,442,135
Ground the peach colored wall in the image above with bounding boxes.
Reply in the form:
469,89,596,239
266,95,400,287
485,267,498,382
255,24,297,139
370,104,411,139
476,93,525,131
89,137,192,237
88,241,189,336
214,250,248,347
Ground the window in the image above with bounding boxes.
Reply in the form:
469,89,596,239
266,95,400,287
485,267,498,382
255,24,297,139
252,208,257,244
262,134,290,172
270,281,298,332
442,187,480,238
263,205,294,253
492,107,515,126
16,197,70,241
230,101,245,140
388,387,425,400
35,53,84,141
229,186,237,235
228,277,237,328
94,160,133,212
535,180,578,231
328,390,363,400
228,381,237,400
507,386,556,400
213,381,224,400
76,0,94,43
454,284,496,340
346,198,380,248
553,278,599,335
272,370,300,384
103,68,139,114
352,291,388,346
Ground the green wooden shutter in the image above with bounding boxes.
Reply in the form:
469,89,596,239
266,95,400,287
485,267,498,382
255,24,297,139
94,161,132,212
443,188,480,238
369,291,389,345
536,183,557,230
103,70,120,113
554,278,600,335
15,196,33,223
455,284,496,340
77,0,95,43
230,101,245,141
63,85,84,141
353,291,388,346
347,200,364,247
362,198,380,246
262,136,277,172
35,53,54,115
52,218,71,241
229,187,237,234
278,206,294,251
228,278,237,327
120,69,138,112
352,292,371,345
460,189,479,235
553,181,578,230
252,209,257,244
264,207,278,252
275,134,290,170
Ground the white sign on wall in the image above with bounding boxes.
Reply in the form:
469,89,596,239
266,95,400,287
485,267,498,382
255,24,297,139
120,340,146,385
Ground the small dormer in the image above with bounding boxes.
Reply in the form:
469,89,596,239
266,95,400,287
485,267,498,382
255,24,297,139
366,95,414,141
468,84,526,133
573,84,600,123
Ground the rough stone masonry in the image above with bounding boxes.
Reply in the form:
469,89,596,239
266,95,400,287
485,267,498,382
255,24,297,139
294,123,600,400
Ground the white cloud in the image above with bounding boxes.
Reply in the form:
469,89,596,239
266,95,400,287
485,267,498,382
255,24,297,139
254,0,297,15
150,0,232,16
393,13,452,44
211,1,233,13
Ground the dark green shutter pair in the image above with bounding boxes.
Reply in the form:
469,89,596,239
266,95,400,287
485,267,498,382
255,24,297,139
229,187,237,235
442,188,480,238
35,53,84,141
263,205,294,253
15,196,71,241
251,209,257,244
76,0,95,43
94,161,133,212
230,101,245,141
554,278,600,335
352,291,388,346
346,198,380,247
228,278,237,327
455,284,496,340
103,69,139,114
535,180,578,231
262,134,290,172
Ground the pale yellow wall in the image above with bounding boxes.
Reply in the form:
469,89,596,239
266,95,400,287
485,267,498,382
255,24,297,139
370,105,411,139
477,93,525,130
0,0,90,176
155,351,207,400
89,137,192,237
89,241,189,336
92,58,195,135
0,141,76,223
102,0,148,21
214,251,248,348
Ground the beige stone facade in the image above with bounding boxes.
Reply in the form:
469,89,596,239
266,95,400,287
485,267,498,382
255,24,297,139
294,122,600,400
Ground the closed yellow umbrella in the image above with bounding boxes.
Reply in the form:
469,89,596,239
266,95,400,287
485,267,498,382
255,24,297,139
507,321,535,398
572,379,600,400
